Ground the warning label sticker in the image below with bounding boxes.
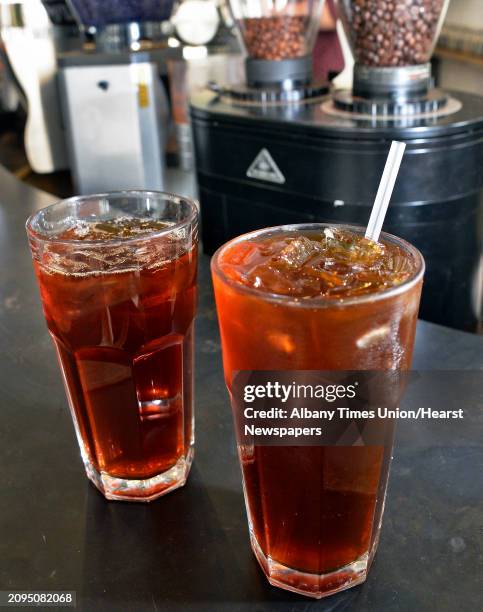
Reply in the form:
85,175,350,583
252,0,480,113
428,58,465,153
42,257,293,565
246,148,286,184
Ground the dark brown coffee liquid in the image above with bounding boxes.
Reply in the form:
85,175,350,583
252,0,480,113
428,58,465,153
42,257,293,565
242,445,390,574
214,227,421,578
35,218,197,486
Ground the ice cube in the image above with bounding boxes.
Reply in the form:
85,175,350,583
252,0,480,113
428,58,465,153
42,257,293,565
226,242,261,267
308,265,346,288
72,220,91,238
277,236,322,268
389,253,410,275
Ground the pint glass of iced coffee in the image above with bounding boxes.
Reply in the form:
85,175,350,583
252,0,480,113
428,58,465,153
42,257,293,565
27,192,198,502
212,223,424,598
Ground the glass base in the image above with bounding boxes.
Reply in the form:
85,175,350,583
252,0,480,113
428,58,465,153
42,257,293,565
84,445,194,502
250,533,369,599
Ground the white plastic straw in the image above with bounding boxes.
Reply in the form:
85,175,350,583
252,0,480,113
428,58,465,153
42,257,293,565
365,141,406,242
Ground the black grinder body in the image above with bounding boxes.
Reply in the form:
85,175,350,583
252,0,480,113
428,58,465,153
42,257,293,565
190,90,483,331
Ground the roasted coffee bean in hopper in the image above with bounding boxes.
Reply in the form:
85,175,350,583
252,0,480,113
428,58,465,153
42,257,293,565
343,0,446,66
241,16,309,60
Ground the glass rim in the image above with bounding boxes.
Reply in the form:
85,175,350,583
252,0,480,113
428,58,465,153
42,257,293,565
211,223,425,308
26,190,199,247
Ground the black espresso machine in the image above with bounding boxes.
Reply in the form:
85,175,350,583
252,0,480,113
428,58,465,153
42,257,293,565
190,0,483,332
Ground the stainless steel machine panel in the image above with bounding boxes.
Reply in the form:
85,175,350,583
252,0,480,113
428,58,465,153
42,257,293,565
60,58,167,193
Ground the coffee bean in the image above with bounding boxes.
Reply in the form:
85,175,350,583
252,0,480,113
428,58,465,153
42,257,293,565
241,16,308,61
345,0,445,66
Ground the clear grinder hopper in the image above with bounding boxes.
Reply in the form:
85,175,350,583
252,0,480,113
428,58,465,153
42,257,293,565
229,0,326,86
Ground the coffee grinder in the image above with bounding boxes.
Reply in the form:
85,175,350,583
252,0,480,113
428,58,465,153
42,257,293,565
190,0,483,331
58,0,181,194
224,0,326,98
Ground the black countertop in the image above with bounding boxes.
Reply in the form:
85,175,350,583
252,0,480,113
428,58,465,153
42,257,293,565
1,166,482,611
